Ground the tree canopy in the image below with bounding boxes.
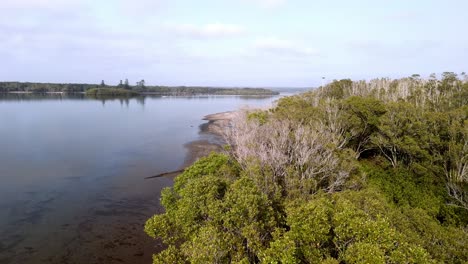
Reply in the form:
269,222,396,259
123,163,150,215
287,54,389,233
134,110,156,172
145,73,467,263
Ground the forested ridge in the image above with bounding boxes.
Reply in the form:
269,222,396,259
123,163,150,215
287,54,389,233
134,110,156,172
0,81,279,96
145,72,467,263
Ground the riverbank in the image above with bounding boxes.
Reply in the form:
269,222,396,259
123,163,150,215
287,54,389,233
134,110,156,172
183,111,235,165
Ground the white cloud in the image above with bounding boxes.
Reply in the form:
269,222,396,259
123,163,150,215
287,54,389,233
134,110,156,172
116,0,167,16
254,37,319,57
244,0,287,9
0,0,84,10
165,23,245,38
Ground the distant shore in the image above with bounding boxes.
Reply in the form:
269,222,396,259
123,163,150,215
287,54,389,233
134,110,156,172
0,82,280,96
7,91,68,94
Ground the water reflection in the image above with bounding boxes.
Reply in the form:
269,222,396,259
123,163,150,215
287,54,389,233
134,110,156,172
0,93,281,263
0,93,85,101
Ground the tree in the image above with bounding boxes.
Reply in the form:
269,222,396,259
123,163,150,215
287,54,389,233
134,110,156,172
145,73,468,264
372,102,430,167
444,108,468,210
100,80,105,87
341,96,386,158
136,79,146,88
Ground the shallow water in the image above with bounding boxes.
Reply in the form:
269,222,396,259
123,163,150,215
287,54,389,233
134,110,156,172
0,93,281,264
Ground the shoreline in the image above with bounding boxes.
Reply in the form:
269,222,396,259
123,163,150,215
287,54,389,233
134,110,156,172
1,91,278,97
182,111,235,169
5,91,70,94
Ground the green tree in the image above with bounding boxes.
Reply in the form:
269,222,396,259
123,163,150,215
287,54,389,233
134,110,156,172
145,73,468,264
342,96,386,158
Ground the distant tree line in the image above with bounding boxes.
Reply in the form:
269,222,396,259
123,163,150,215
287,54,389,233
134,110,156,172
135,86,279,95
0,80,279,96
0,82,96,93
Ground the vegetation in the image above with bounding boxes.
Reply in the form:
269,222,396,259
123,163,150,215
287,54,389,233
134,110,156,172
136,86,279,96
145,72,467,263
85,88,139,97
0,82,96,93
0,81,279,96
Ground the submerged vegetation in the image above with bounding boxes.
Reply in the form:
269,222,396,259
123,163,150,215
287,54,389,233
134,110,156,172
145,72,467,263
0,81,279,96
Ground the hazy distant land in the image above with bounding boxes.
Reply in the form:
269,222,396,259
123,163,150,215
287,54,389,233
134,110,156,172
0,81,280,96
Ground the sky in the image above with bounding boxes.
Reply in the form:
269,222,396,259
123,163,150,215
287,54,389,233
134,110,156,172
0,0,467,87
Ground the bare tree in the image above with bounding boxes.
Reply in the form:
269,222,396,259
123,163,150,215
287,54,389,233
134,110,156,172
444,122,468,210
225,110,353,195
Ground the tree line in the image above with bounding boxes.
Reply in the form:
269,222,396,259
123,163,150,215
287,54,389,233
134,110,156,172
145,72,467,263
0,81,279,96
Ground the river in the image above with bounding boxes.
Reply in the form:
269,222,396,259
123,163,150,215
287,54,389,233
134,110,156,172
0,93,283,264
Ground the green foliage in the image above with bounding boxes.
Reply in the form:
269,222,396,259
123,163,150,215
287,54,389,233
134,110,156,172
342,96,386,156
321,79,352,99
260,190,437,264
283,197,333,262
152,246,187,264
173,152,236,192
247,111,269,125
272,95,318,124
0,81,94,93
365,164,444,215
390,207,468,263
145,154,280,263
146,73,468,263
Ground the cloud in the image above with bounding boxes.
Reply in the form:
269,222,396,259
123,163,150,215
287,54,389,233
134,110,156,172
115,0,168,16
254,37,319,57
346,40,439,59
0,0,84,10
165,23,245,38
244,0,287,9
383,11,419,21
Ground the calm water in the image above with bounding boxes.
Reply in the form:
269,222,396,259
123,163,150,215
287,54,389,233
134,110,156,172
0,93,281,264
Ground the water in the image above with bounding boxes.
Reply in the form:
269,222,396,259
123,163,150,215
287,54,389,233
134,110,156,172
0,93,281,264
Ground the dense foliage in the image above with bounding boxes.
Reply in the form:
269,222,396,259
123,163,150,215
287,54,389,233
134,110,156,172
0,82,279,96
146,72,467,263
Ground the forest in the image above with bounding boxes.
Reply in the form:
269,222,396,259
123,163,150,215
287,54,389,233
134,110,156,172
145,72,467,263
0,81,279,96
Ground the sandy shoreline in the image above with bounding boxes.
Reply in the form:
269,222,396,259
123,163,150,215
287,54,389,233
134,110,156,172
200,111,235,136
182,111,235,167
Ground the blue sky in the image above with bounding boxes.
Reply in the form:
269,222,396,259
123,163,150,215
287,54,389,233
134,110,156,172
0,0,466,87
